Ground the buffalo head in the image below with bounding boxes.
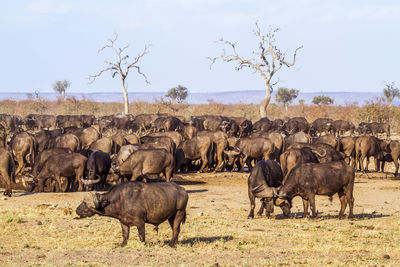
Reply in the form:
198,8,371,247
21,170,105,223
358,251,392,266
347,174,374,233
274,197,292,217
75,193,104,218
223,149,240,166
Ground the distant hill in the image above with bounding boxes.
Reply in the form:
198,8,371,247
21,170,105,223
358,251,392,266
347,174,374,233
0,91,389,106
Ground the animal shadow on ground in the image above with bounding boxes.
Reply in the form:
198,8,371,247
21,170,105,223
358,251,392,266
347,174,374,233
169,236,233,246
274,212,390,220
186,189,208,194
171,176,206,185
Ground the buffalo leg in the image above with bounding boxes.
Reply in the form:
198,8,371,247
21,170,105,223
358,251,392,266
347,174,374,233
54,174,63,192
199,151,208,173
393,154,399,176
120,222,130,247
338,191,347,219
15,155,25,175
256,199,264,216
309,195,317,218
345,185,355,219
136,221,146,243
1,172,12,197
373,157,378,172
302,198,309,218
169,210,185,247
248,191,256,219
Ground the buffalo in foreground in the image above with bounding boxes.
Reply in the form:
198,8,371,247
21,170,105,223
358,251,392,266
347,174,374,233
76,181,188,247
275,161,355,219
247,160,283,219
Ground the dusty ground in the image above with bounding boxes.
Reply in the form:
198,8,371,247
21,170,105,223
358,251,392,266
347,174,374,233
0,167,399,267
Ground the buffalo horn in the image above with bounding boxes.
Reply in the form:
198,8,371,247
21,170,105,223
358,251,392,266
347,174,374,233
81,177,101,185
312,148,326,158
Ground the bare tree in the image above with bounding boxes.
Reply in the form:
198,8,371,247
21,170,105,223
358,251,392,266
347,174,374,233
89,33,150,114
209,22,302,118
52,80,70,99
383,81,399,106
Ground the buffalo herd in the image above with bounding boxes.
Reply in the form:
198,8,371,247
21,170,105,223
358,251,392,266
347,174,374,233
0,113,395,246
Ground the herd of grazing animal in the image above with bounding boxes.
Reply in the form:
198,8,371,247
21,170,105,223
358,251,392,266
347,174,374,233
0,113,395,246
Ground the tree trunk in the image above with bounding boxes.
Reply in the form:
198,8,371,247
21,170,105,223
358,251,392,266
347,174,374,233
121,79,129,114
259,82,272,118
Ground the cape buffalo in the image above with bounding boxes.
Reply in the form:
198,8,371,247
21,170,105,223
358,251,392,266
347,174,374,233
247,160,283,219
76,181,188,247
275,161,355,219
0,148,15,197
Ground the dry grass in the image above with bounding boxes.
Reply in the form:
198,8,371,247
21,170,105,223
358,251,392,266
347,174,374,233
0,171,399,266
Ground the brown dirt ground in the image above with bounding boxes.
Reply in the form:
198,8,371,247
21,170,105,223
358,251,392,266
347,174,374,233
0,164,400,266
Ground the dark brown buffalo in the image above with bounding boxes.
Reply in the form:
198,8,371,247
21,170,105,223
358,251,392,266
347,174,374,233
370,122,390,137
175,135,212,173
357,122,391,137
25,114,56,130
188,116,205,131
80,115,96,128
10,132,38,175
183,125,197,140
31,148,73,177
110,133,127,154
355,136,390,172
140,136,176,155
203,115,229,132
133,114,163,132
34,130,53,152
331,120,355,136
27,153,87,192
56,115,82,128
110,149,174,183
312,134,339,150
279,147,318,183
82,151,111,191
0,148,15,197
149,131,184,148
0,124,6,148
197,131,228,171
275,161,355,219
76,181,188,247
238,119,253,137
152,116,183,132
310,118,333,136
288,143,344,163
247,160,283,218
338,136,357,166
284,131,311,149
55,133,81,152
284,117,310,134
251,131,286,161
65,127,101,150
377,140,400,175
252,117,272,132
224,137,275,172
112,144,139,166
124,134,140,145
88,137,114,154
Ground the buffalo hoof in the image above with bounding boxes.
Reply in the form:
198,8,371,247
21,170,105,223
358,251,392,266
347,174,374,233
120,241,127,247
247,215,254,219
257,212,263,217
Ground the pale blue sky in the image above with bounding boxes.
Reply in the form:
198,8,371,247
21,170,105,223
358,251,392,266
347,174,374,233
1,0,399,94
